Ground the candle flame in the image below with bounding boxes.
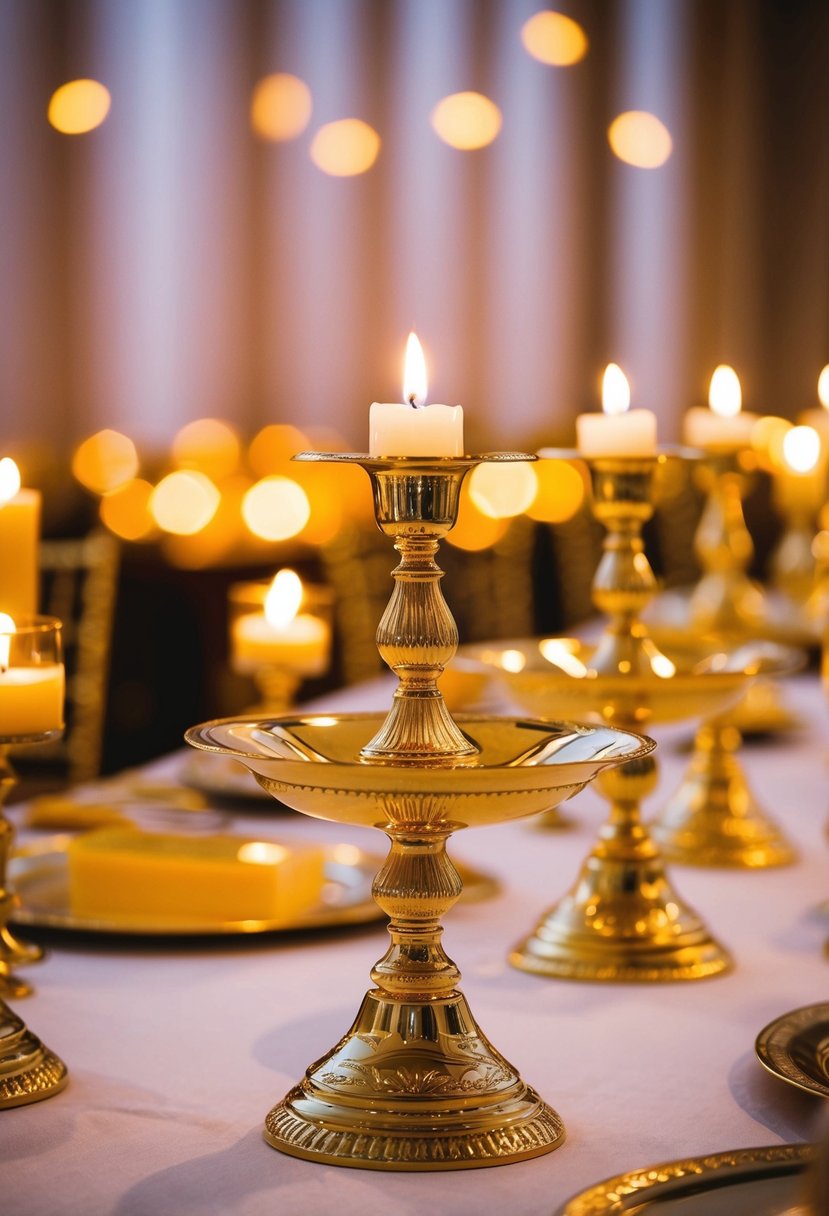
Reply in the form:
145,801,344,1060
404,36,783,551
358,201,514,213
601,364,630,416
403,332,428,407
0,458,21,505
782,425,821,474
0,613,16,672
264,569,303,630
708,365,741,418
818,365,829,411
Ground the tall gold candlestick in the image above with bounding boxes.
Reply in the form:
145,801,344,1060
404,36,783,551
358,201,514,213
186,451,652,1169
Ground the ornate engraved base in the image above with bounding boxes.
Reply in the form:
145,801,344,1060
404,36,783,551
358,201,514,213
263,990,564,1170
0,1000,68,1108
511,848,732,983
653,720,796,869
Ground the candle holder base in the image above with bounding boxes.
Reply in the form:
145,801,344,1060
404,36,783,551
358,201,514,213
510,853,732,983
652,719,796,869
0,1000,67,1108
263,988,564,1171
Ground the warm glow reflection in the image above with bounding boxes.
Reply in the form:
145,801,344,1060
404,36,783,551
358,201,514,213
150,470,221,535
237,841,289,865
250,73,312,141
468,462,538,518
539,639,588,677
293,465,344,546
242,477,310,541
708,365,742,418
99,478,156,541
782,425,821,474
608,111,672,168
648,649,677,679
521,11,588,65
0,613,15,671
751,416,791,471
0,458,21,504
48,79,111,134
249,425,310,476
310,119,380,176
172,418,241,480
445,482,508,551
602,363,631,415
431,92,502,150
330,842,363,865
501,649,527,674
72,430,139,495
526,458,585,523
818,366,829,409
265,569,303,629
403,333,428,406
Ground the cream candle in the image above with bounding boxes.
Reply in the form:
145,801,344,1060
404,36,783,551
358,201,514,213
0,459,40,620
369,333,463,457
575,364,657,456
0,614,64,736
684,366,757,450
775,425,824,517
232,570,330,676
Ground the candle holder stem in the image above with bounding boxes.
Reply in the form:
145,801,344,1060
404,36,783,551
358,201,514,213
690,454,765,633
0,747,43,1000
252,667,301,716
512,456,732,981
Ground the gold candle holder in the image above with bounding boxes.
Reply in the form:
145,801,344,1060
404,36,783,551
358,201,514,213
186,452,653,1170
0,617,68,1107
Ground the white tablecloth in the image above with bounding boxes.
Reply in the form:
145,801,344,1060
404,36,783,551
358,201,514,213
4,675,828,1215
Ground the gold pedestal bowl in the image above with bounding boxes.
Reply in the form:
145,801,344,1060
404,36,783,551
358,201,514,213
187,711,651,1170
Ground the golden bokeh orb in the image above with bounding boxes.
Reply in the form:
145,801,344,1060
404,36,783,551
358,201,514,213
608,111,672,169
521,11,589,66
48,79,111,134
431,92,502,151
149,470,221,536
99,479,156,542
526,458,585,522
468,462,538,519
242,476,311,541
250,73,312,141
171,418,241,481
73,430,139,495
445,482,509,551
310,119,381,176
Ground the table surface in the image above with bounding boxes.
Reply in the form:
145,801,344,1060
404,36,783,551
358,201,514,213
3,674,828,1216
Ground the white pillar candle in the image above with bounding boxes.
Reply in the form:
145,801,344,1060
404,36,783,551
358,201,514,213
369,332,463,457
0,459,40,619
575,364,657,457
683,365,757,450
231,570,331,677
0,665,65,736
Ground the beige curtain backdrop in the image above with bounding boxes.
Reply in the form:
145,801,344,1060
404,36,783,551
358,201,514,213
1,0,828,456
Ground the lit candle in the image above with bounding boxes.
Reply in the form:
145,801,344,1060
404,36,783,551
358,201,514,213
575,364,657,456
797,365,829,442
232,570,330,676
775,425,825,517
0,458,40,620
369,333,464,457
0,615,64,736
684,366,757,449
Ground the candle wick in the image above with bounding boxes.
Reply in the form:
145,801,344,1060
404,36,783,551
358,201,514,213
408,394,420,409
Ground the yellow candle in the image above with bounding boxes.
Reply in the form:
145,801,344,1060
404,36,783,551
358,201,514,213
576,364,657,456
0,665,65,736
232,570,330,676
369,333,464,457
684,366,757,450
0,459,40,619
775,425,824,517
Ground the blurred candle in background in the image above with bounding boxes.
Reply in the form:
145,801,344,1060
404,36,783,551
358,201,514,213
231,569,330,676
684,366,757,449
0,459,40,619
575,363,657,456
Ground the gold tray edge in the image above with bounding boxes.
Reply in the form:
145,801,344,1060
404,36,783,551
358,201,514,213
755,1002,829,1100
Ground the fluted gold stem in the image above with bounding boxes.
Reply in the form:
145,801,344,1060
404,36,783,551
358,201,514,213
0,748,42,1000
690,454,764,633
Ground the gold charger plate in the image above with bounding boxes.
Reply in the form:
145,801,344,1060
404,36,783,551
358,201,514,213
9,835,384,936
556,1144,814,1214
756,1003,829,1099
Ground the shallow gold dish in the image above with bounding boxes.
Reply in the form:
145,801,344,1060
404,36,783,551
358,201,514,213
10,835,383,936
464,637,796,728
756,1002,829,1099
557,1143,814,1214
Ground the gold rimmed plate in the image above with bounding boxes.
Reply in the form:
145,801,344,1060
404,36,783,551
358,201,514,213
556,1144,814,1214
9,835,383,936
756,1003,829,1099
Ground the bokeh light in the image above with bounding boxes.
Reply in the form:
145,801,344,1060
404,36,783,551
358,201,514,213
608,111,672,168
149,470,221,535
431,92,502,150
293,466,345,546
468,462,538,518
48,79,111,135
162,475,251,568
250,73,312,141
0,458,21,503
99,479,156,542
171,418,241,480
521,11,588,66
310,119,381,176
248,424,310,477
445,482,509,551
818,365,829,409
526,458,585,522
751,416,791,471
708,364,742,417
242,476,311,541
782,425,821,474
72,430,139,495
